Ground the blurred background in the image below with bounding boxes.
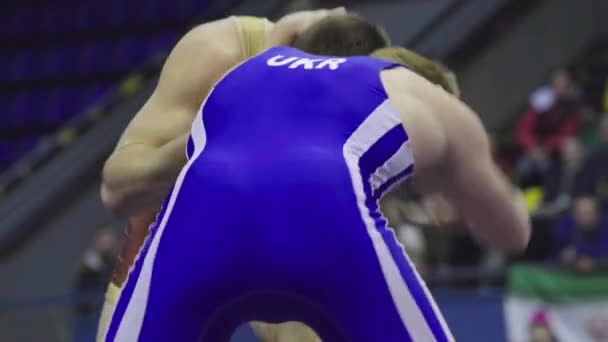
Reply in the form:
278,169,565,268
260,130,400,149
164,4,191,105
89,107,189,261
1,0,608,341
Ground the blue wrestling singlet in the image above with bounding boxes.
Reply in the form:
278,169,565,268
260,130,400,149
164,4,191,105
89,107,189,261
105,46,453,342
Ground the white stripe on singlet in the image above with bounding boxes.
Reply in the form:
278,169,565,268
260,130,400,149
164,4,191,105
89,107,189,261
342,99,450,341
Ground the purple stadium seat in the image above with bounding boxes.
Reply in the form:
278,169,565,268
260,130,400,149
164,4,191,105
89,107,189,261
78,41,116,74
6,92,33,127
42,46,80,78
90,2,115,27
23,51,48,81
44,88,74,124
83,83,111,105
8,51,37,82
73,2,105,31
152,31,179,53
0,141,22,170
2,93,29,127
178,0,208,19
112,37,150,70
0,138,40,167
39,5,69,35
143,1,179,22
107,0,138,27
0,94,7,113
8,90,47,127
5,7,34,39
60,5,80,34
4,94,25,126
0,0,217,173
0,54,9,78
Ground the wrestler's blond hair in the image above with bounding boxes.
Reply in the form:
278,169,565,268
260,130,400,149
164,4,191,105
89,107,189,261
371,47,460,98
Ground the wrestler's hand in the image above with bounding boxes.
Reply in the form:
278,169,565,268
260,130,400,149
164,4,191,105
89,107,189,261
268,7,346,47
422,194,460,226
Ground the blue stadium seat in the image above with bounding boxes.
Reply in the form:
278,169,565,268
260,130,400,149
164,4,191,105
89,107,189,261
78,41,116,74
10,91,47,127
0,138,39,167
6,92,31,127
73,2,104,31
143,1,179,22
6,7,33,39
8,51,37,82
0,141,20,169
178,0,208,19
0,54,9,79
0,94,7,115
42,46,81,78
83,83,112,105
0,0,214,173
112,37,150,70
151,31,179,54
107,0,138,27
39,5,73,35
23,51,49,81
49,87,90,123
90,2,116,27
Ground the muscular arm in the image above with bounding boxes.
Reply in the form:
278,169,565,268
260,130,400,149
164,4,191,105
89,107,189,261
436,127,530,253
101,18,242,217
426,84,530,253
101,9,348,218
385,69,530,253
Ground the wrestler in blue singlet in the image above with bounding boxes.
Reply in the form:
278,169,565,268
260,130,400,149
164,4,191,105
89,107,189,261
105,46,453,342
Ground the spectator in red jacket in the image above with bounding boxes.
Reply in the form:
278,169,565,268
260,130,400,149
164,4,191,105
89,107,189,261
515,68,581,188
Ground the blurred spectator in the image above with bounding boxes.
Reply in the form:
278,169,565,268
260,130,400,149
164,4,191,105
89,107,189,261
573,115,608,211
523,138,585,262
73,225,118,342
419,194,491,289
602,76,608,113
528,310,557,342
535,137,585,217
553,197,608,272
575,105,601,148
515,68,581,188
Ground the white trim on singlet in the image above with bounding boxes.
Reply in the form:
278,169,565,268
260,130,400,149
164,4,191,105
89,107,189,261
111,113,209,341
112,150,197,341
369,140,414,194
190,58,248,156
110,60,248,342
342,99,450,341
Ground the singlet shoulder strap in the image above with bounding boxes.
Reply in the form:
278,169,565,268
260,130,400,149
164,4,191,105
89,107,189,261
233,16,272,59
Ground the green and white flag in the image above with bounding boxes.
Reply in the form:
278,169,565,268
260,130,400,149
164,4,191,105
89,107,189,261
504,264,608,342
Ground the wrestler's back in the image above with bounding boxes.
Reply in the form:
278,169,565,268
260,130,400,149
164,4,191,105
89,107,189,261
187,46,414,202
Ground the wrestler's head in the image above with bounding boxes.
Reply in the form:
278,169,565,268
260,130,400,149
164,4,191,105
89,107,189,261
371,47,461,98
293,14,390,57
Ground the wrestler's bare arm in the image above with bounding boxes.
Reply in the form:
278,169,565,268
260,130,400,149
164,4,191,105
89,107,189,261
101,10,349,218
101,18,242,217
382,68,530,253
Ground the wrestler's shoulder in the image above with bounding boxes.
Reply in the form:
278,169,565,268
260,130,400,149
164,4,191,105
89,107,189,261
176,17,244,61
